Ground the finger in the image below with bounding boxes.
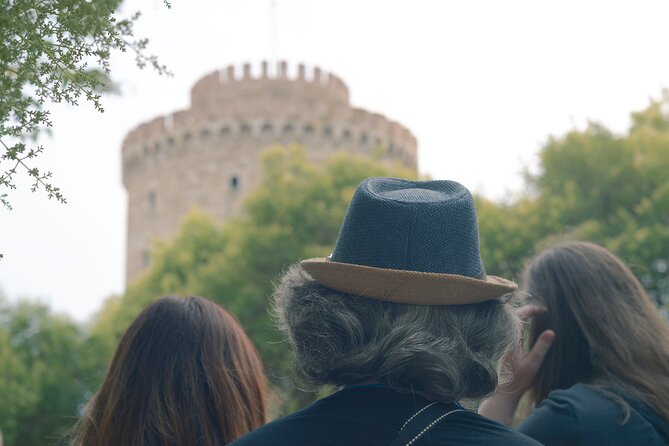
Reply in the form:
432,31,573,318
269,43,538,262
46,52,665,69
524,330,555,372
516,304,547,321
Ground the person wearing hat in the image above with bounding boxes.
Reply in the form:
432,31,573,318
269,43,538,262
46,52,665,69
230,178,541,446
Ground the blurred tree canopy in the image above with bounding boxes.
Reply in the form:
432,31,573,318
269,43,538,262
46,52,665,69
478,92,669,305
0,0,169,211
0,297,107,446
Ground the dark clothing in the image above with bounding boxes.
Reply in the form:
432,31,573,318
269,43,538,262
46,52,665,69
518,383,669,446
231,385,540,446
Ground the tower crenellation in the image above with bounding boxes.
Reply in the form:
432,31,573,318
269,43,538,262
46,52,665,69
122,61,418,282
190,62,350,112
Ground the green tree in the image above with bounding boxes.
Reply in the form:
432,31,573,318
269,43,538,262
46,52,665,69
94,146,416,410
0,297,106,446
0,323,36,445
0,0,170,211
478,93,669,306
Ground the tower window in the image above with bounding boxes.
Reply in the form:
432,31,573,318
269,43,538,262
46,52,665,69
148,191,157,210
231,176,239,190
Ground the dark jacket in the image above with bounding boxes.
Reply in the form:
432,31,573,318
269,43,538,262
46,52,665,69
231,385,540,446
518,383,669,446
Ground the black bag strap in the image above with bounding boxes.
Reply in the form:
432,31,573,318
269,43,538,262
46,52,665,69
390,401,465,446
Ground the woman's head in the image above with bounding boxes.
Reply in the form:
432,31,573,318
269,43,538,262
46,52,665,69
72,296,267,446
274,264,521,403
524,241,669,420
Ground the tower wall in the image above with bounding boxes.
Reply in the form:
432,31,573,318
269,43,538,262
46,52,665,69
122,62,418,282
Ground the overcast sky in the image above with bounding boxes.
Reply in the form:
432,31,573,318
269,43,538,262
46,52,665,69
2,0,669,321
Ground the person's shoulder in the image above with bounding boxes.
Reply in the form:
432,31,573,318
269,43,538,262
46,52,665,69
549,383,611,403
229,391,359,446
526,383,616,418
544,383,630,419
516,387,581,446
426,410,542,446
516,383,664,446
228,422,282,446
229,413,308,446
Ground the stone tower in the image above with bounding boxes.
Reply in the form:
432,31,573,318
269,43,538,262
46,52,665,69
122,61,418,282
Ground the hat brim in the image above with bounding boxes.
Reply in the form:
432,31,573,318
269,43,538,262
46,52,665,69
301,258,517,305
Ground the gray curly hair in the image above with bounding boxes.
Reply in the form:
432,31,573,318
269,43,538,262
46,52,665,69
273,264,521,402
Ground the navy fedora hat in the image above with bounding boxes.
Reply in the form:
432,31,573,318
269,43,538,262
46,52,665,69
301,178,517,305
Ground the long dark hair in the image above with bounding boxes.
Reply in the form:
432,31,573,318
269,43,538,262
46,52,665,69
71,296,268,445
524,241,669,423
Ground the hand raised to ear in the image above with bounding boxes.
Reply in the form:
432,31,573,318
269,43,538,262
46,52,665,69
478,305,555,425
504,305,556,395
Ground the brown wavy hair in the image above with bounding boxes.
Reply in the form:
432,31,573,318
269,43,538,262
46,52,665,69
524,241,669,424
71,296,267,445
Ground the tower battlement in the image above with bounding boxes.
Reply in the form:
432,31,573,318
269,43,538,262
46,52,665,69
190,61,349,108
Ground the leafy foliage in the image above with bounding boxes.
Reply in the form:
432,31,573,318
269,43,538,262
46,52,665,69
478,93,669,305
0,298,107,446
0,0,170,210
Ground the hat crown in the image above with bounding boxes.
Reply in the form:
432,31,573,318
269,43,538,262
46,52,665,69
331,178,486,278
